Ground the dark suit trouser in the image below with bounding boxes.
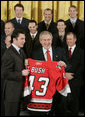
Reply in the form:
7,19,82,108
49,91,66,116
5,101,20,116
26,110,48,116
64,83,81,116
1,79,5,116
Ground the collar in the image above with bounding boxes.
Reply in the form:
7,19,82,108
12,43,20,53
68,44,76,54
43,47,52,54
44,20,51,24
16,17,23,23
59,31,65,37
70,18,77,23
30,31,38,37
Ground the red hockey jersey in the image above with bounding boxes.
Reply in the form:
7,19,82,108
24,58,71,112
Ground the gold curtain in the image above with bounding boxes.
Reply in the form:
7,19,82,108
1,1,84,23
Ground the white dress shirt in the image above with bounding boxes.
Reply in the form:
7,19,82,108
68,44,76,55
16,17,23,24
70,18,77,24
30,31,38,39
42,47,53,61
44,20,51,25
12,43,20,54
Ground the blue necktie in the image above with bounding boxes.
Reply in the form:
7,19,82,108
18,19,20,24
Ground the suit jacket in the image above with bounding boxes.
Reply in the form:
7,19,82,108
31,46,71,71
65,19,84,49
52,30,68,48
1,45,7,58
1,20,5,36
38,20,58,35
25,32,41,57
9,17,30,33
1,45,26,102
65,46,84,88
1,34,6,48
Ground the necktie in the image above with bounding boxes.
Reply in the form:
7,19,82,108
46,23,49,30
47,50,51,61
72,22,75,28
19,49,23,59
60,35,63,42
18,19,21,24
69,48,72,59
31,35,35,40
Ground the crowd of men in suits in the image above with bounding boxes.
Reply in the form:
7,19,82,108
1,3,84,116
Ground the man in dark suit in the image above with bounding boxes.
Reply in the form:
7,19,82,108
64,32,84,116
31,31,73,116
38,8,58,35
31,31,71,71
1,21,15,49
9,3,30,33
53,19,68,48
1,29,29,116
1,34,11,57
65,5,84,50
25,20,41,57
1,34,11,116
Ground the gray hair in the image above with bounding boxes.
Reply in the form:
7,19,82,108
39,31,53,41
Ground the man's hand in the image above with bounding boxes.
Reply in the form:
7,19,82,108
66,72,74,80
57,61,67,67
22,69,30,76
25,59,29,66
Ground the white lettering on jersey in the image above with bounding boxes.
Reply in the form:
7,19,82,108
31,67,46,74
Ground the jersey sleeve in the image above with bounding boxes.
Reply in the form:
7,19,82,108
23,59,31,97
56,66,71,96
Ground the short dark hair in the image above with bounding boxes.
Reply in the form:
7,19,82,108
44,8,53,14
69,5,78,12
28,20,37,26
11,29,26,43
56,19,66,25
14,3,24,11
66,32,77,39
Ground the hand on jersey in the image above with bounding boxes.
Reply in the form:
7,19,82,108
57,61,67,67
66,72,74,80
22,69,30,76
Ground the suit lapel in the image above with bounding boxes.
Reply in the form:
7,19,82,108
43,21,47,29
71,47,78,58
14,18,17,24
11,46,24,60
41,47,45,60
21,18,24,25
52,47,57,61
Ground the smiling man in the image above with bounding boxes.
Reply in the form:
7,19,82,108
64,32,84,116
9,3,29,33
25,20,41,58
53,19,68,48
31,31,73,116
31,31,71,70
38,8,57,35
65,5,84,49
1,29,30,116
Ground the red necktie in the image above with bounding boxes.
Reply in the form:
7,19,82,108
69,48,72,59
47,50,51,61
